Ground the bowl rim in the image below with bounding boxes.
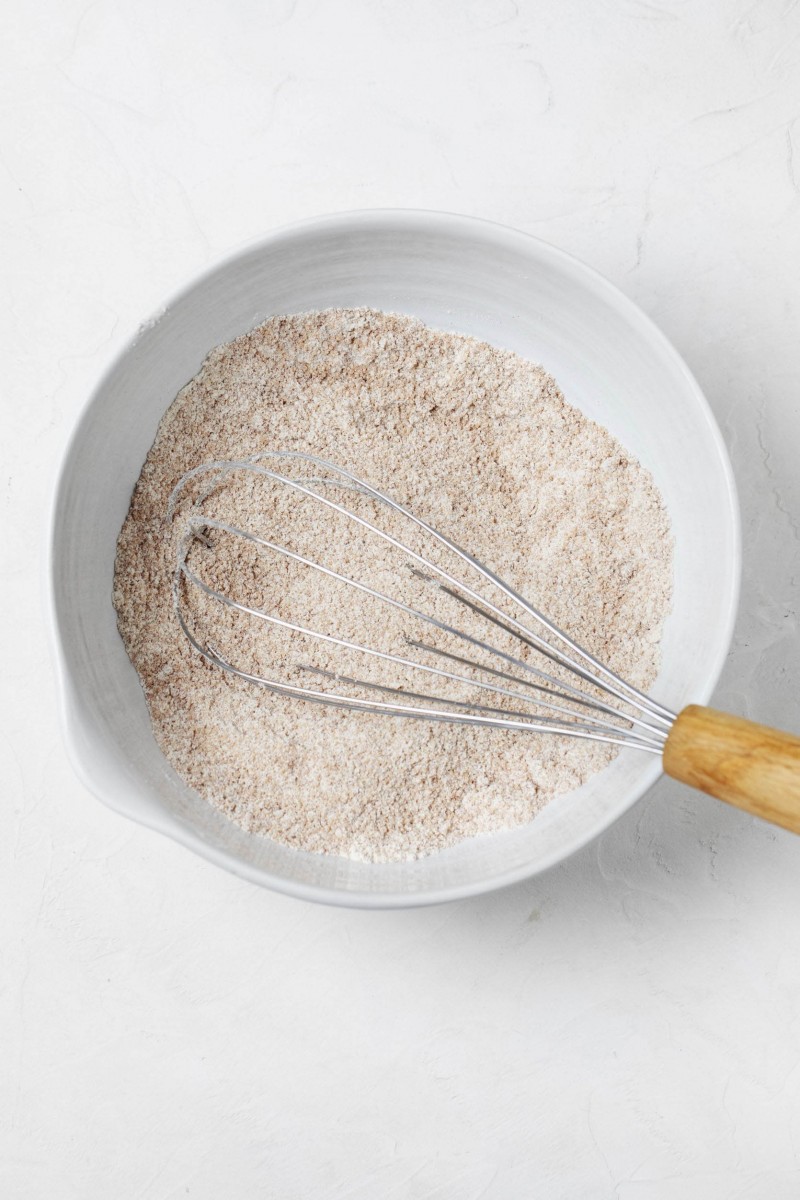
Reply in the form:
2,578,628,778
46,207,742,908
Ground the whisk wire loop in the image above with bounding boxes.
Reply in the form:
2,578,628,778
168,452,676,752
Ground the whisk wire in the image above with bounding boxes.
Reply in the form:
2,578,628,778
168,452,676,751
181,513,666,742
179,556,664,749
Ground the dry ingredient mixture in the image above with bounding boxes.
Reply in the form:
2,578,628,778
114,308,672,862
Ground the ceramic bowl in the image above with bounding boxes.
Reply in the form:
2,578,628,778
48,210,740,907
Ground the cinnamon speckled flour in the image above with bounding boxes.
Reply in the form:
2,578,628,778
114,308,672,861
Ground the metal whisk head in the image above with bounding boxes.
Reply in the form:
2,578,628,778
167,451,676,754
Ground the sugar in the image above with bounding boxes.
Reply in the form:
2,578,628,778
113,308,672,862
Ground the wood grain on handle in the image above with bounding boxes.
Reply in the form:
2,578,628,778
663,705,800,833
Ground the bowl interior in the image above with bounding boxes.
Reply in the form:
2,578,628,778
50,212,739,906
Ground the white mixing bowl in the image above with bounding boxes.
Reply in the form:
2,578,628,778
48,210,740,907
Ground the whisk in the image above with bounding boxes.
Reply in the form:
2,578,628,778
168,451,800,834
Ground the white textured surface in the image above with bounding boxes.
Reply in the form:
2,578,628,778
3,0,800,1195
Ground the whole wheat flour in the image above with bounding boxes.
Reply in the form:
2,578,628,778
114,308,672,862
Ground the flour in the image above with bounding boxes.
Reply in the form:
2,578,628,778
113,308,672,861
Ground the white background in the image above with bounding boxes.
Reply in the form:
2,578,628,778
3,1,800,1196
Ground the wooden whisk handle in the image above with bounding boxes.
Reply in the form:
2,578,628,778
663,705,800,833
